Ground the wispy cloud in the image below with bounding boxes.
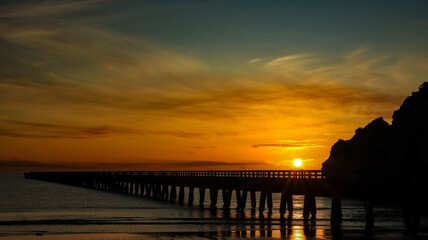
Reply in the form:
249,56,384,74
265,54,312,67
0,0,103,18
248,58,260,64
263,49,428,95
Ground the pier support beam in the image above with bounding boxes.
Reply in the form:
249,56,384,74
134,182,138,195
161,185,168,200
287,194,293,216
170,186,177,202
235,190,241,210
303,194,316,220
178,186,185,205
403,201,421,234
121,181,125,193
222,189,232,209
188,187,194,206
119,181,124,193
251,191,257,210
139,183,145,196
122,181,129,194
156,184,162,199
133,182,138,195
110,181,115,192
124,182,128,194
267,192,273,212
146,184,152,197
140,183,145,196
259,191,267,212
152,183,157,198
129,182,135,195
135,182,141,196
238,190,247,211
164,185,169,200
280,193,293,219
365,195,374,231
280,193,286,217
331,198,342,225
159,185,164,200
134,183,139,195
141,183,146,196
115,181,120,192
117,181,121,193
199,187,206,208
210,188,218,209
109,180,114,191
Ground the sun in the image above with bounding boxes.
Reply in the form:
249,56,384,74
293,159,302,167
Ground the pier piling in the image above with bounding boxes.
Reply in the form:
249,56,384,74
222,189,232,209
199,187,206,207
250,191,256,210
170,186,177,202
259,191,267,212
303,194,316,220
188,187,194,206
331,197,342,225
210,188,218,209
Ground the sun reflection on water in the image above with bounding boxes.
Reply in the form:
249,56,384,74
269,227,326,240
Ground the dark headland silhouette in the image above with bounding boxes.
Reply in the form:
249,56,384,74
322,82,428,232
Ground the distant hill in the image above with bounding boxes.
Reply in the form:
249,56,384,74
322,82,428,178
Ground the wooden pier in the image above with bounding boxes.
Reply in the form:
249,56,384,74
24,170,426,232
25,171,328,219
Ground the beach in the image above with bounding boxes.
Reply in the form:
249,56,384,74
1,174,426,239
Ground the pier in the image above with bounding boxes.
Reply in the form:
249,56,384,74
25,170,426,232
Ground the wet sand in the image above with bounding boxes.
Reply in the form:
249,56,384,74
0,230,427,240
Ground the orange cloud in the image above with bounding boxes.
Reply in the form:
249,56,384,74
1,1,426,172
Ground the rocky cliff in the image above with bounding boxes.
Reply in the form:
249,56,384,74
322,82,428,178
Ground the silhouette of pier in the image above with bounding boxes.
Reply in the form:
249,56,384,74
24,170,425,232
25,171,327,219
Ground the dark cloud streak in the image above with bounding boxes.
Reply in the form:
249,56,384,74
0,120,122,139
0,120,236,139
252,143,317,148
0,158,262,173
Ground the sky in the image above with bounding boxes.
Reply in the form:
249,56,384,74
1,0,427,172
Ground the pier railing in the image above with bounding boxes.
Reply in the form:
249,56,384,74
89,170,325,179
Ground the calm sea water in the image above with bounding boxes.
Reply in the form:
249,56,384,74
0,174,426,239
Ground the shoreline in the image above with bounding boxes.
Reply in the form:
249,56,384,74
1,229,427,240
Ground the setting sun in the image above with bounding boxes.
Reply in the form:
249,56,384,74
294,159,302,167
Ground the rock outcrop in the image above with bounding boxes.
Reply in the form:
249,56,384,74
322,82,428,178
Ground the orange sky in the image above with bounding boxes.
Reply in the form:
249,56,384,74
1,1,427,172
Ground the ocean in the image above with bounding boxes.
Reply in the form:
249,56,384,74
0,174,426,239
